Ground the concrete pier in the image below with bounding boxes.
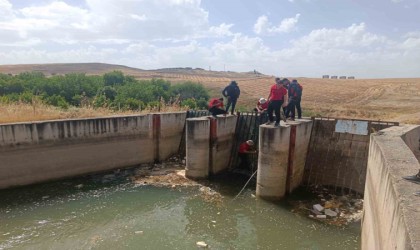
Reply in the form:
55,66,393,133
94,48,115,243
212,115,237,174
185,117,210,179
257,124,291,200
287,119,313,193
185,115,238,179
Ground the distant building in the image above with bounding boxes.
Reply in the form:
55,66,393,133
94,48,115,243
339,76,347,79
331,76,338,79
322,75,329,79
348,76,355,79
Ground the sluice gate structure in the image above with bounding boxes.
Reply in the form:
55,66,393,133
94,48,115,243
0,111,419,249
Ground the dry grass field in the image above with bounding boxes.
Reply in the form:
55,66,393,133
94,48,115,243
1,63,419,124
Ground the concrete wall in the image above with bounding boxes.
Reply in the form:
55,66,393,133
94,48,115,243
304,119,397,194
288,120,313,193
401,127,420,162
159,112,188,160
362,125,420,250
0,112,186,189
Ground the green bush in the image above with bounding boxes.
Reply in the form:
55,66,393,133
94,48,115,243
181,98,197,109
0,71,210,111
42,95,69,109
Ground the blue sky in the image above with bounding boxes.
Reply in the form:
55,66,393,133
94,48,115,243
0,0,419,78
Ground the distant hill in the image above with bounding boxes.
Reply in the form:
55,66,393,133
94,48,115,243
0,63,144,76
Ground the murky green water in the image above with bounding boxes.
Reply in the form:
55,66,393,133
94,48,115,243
0,171,360,250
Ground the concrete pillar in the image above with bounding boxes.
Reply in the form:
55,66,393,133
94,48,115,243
211,115,237,174
152,114,161,163
185,117,210,179
256,124,291,200
286,119,313,193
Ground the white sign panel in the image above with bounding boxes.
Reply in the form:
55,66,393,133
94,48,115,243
335,120,368,135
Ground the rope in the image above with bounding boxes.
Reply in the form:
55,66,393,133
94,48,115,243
232,170,258,200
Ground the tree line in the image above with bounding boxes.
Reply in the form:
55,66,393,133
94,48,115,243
0,71,210,110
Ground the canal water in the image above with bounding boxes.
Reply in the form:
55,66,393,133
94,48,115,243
0,171,360,250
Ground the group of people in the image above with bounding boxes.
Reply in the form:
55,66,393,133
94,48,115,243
208,80,241,117
207,77,303,170
208,77,303,127
255,78,303,126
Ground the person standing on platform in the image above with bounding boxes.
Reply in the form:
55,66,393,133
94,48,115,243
266,78,288,127
285,79,303,120
222,81,240,115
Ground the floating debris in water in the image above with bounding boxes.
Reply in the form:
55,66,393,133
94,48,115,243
289,185,363,226
196,241,208,248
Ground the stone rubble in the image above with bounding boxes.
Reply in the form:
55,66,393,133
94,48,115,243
290,185,364,227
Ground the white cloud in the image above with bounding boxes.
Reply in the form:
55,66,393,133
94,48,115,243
292,23,388,49
391,0,403,3
254,14,300,35
0,0,13,20
0,2,419,78
0,0,233,47
207,23,234,37
277,14,301,33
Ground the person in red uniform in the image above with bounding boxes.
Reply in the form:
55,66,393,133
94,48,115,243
238,140,256,169
208,97,226,117
254,97,268,113
266,78,288,127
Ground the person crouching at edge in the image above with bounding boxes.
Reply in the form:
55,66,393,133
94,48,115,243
208,97,226,117
265,77,288,127
238,140,256,170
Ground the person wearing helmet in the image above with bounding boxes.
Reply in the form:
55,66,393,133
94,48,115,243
238,140,256,170
255,97,269,113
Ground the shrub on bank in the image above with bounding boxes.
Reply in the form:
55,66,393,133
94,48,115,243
0,71,210,111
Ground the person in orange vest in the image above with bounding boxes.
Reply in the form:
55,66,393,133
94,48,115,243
238,140,256,170
265,77,288,127
208,97,226,117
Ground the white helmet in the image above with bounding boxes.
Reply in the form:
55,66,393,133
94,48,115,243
259,98,267,104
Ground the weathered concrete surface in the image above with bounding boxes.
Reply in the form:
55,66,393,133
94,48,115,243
362,125,420,250
0,115,154,189
304,118,397,194
211,115,237,174
158,112,187,161
287,119,313,193
185,117,210,179
185,115,237,178
401,126,420,162
0,113,187,189
257,124,291,200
